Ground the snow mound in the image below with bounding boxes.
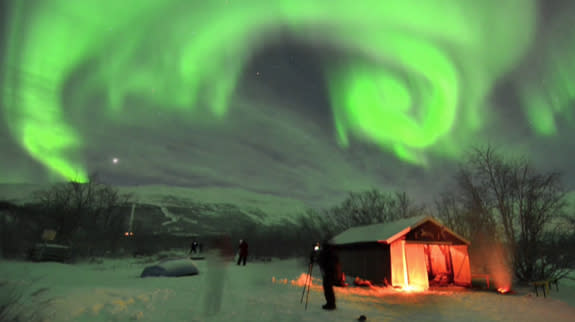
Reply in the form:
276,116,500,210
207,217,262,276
140,258,199,277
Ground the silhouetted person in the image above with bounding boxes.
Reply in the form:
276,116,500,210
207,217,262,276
317,241,340,310
190,241,199,255
237,239,248,266
203,234,233,316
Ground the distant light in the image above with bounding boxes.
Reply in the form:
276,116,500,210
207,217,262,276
112,158,119,164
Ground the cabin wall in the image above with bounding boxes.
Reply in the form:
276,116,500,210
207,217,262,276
450,245,471,286
336,243,391,285
333,218,472,288
390,240,406,287
404,242,430,289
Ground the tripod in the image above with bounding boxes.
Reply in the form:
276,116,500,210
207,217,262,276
300,262,314,310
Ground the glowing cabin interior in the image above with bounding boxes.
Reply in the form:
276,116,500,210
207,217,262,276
332,216,471,290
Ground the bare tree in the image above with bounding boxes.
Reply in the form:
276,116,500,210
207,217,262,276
540,215,575,278
434,192,472,240
325,189,423,233
393,191,427,219
34,174,132,243
438,145,569,281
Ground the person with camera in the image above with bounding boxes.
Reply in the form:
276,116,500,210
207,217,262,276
316,240,340,310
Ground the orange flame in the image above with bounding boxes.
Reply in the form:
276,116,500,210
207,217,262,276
399,285,426,293
272,273,323,289
488,244,512,292
497,287,511,294
472,239,513,292
290,273,311,286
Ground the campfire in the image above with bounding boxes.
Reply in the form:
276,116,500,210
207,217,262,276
496,287,513,295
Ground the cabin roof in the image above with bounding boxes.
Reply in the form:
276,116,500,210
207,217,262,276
331,215,470,245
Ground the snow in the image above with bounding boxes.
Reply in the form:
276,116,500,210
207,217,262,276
331,216,427,245
0,183,308,224
1,256,574,321
120,185,309,221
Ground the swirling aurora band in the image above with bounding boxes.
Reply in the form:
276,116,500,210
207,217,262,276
1,0,573,182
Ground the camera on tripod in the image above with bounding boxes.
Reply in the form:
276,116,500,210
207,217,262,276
309,242,321,264
302,242,321,309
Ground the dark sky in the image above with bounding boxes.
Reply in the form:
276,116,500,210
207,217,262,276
1,0,574,210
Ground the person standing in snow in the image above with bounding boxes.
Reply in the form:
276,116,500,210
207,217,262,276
237,239,248,266
317,240,340,310
190,240,199,255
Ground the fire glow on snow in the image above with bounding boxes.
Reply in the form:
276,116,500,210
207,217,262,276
2,259,575,321
274,273,428,296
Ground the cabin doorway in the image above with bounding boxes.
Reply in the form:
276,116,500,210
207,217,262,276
424,244,453,286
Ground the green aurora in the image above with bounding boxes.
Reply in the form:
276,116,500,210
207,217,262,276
1,0,573,183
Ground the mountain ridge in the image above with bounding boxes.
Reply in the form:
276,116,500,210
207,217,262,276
0,183,309,227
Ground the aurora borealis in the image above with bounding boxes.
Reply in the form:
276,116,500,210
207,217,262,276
1,0,574,207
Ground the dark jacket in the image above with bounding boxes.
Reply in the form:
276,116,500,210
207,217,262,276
238,241,248,256
317,244,341,283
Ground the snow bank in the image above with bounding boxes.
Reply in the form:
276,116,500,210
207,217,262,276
141,258,199,277
1,258,574,321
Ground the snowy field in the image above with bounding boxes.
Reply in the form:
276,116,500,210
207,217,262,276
1,256,574,322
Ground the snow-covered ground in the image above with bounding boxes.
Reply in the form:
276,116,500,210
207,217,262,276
1,256,574,322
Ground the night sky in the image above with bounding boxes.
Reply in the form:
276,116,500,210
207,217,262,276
1,0,574,209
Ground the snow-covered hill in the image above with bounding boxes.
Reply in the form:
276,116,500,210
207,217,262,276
120,184,308,224
2,183,572,234
0,183,308,229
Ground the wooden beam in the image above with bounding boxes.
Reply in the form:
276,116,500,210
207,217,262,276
405,240,453,245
